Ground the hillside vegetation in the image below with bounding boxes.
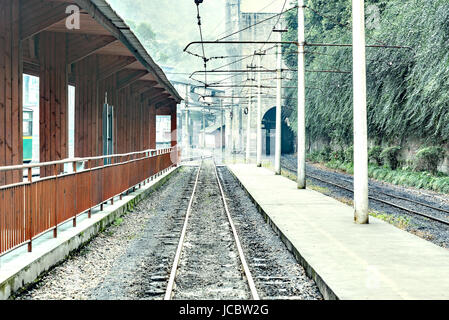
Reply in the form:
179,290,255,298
283,0,449,148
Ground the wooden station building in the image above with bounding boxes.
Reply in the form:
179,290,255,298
0,0,182,184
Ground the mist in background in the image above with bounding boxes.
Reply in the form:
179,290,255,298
106,0,228,73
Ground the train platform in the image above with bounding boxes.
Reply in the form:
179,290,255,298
228,164,449,300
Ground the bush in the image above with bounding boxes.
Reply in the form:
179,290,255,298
318,146,332,162
308,146,332,163
414,146,445,174
330,148,345,162
368,146,383,166
344,145,354,163
380,146,401,170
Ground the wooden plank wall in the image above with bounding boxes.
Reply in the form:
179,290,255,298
75,56,158,157
38,31,68,176
0,0,23,185
171,103,177,147
74,55,99,157
148,102,156,149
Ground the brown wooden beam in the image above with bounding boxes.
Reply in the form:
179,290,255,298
131,80,157,95
117,69,149,90
67,35,117,64
149,93,170,106
142,87,164,102
20,0,72,40
157,99,176,111
98,55,136,81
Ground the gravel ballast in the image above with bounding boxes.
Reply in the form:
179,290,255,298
15,162,322,300
218,166,322,300
16,167,196,300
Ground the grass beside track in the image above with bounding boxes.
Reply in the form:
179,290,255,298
312,159,449,194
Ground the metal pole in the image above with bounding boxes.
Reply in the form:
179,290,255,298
246,87,252,163
240,102,243,153
353,0,369,224
297,0,306,189
256,53,262,167
274,31,282,175
221,99,224,161
231,97,235,154
202,109,206,149
184,84,189,157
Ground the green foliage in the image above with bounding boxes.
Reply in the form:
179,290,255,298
369,211,411,230
344,145,354,163
380,146,401,170
368,146,383,165
283,0,449,148
113,217,124,227
414,146,446,173
330,148,345,162
368,165,449,194
326,159,354,174
307,146,332,162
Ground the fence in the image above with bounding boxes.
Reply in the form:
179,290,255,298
0,147,177,256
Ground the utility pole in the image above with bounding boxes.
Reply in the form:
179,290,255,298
256,52,263,167
353,0,369,224
202,108,206,149
274,29,284,175
184,84,190,158
231,97,235,154
220,99,224,161
297,0,306,189
246,83,252,163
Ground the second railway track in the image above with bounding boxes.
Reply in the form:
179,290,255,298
280,158,449,227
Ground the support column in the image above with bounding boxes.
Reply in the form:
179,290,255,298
171,103,178,165
202,109,205,149
353,0,369,224
246,90,252,163
0,0,22,185
274,31,282,175
239,100,243,153
220,100,224,159
39,32,68,176
297,0,306,189
183,84,189,157
256,53,262,167
184,109,189,156
74,55,99,158
149,104,156,149
171,104,177,148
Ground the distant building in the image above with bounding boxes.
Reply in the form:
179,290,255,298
225,0,294,155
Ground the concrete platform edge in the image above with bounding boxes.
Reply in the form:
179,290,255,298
227,166,339,300
0,166,180,300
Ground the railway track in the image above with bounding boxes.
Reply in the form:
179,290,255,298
164,159,259,300
280,160,449,227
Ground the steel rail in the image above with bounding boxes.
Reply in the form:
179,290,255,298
283,164,449,226
307,170,449,216
306,173,449,226
164,160,203,300
213,160,260,300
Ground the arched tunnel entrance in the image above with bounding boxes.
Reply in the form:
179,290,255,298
262,107,294,155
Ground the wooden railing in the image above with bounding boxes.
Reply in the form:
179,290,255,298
0,147,178,256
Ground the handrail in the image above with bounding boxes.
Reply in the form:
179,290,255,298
0,146,177,257
0,147,175,172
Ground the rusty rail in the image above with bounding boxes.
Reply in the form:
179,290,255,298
0,147,178,257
